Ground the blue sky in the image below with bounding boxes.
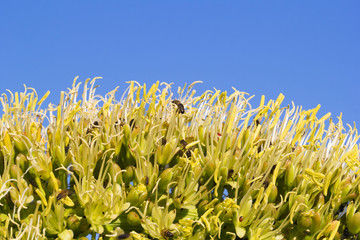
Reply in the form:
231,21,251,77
1,1,359,127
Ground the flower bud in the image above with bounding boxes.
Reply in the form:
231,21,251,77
123,166,135,184
285,163,295,188
297,212,312,229
127,211,141,226
127,184,148,207
58,229,74,240
15,153,28,172
158,140,174,166
205,161,215,179
310,211,321,233
110,163,122,184
315,193,325,209
66,215,81,232
347,212,360,234
262,203,276,218
219,167,228,183
10,165,23,179
158,168,173,194
268,185,278,203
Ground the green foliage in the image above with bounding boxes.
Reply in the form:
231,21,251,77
0,77,360,240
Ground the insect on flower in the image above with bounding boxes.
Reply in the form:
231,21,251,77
117,233,131,239
180,140,187,148
172,99,185,114
161,229,174,238
228,169,234,180
57,189,73,201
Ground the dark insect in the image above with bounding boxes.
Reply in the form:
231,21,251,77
255,119,261,126
161,138,167,145
129,119,136,130
93,121,99,126
161,229,174,238
228,169,234,179
180,140,188,148
176,149,184,156
117,233,131,239
172,100,185,114
57,189,73,201
263,180,269,189
186,150,191,158
65,144,70,154
145,176,149,185
239,216,244,222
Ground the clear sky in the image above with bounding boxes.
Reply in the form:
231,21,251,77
1,1,359,127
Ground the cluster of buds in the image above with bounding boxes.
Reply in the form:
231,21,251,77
0,77,360,240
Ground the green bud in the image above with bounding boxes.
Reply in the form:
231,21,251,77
58,229,74,240
347,212,360,234
123,166,135,184
110,163,122,184
297,212,312,229
127,211,141,226
219,167,228,183
47,177,61,193
10,165,23,179
15,153,28,172
127,184,148,207
158,168,173,194
66,216,81,232
158,140,174,165
205,160,215,179
268,185,278,203
262,203,276,218
285,163,295,188
310,211,321,233
315,193,325,209
174,197,182,209
340,183,352,200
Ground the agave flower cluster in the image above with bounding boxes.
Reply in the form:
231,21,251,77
1,77,360,240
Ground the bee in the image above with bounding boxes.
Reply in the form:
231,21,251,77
263,180,269,189
65,144,70,154
228,169,234,179
180,140,187,148
185,149,191,158
57,189,73,201
176,149,184,156
161,229,174,238
145,176,149,186
172,100,185,114
117,233,131,239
